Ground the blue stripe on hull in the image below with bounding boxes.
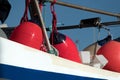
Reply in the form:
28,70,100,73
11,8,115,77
0,64,105,80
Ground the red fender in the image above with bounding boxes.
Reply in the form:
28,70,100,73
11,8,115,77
97,40,120,72
50,32,82,63
9,22,43,50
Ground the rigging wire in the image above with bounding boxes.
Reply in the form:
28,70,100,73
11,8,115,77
91,25,112,64
91,27,101,64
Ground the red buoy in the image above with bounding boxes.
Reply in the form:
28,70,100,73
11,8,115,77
50,32,82,63
97,40,120,72
9,22,43,50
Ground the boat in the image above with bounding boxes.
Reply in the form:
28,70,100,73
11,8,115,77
0,0,120,80
0,37,120,80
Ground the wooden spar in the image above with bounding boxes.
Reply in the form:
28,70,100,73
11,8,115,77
30,0,52,52
48,0,120,18
46,21,120,31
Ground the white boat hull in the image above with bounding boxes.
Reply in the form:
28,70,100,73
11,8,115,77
0,37,120,80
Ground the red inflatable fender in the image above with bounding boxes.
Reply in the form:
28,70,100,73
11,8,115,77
50,32,82,63
97,40,120,72
9,22,43,50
